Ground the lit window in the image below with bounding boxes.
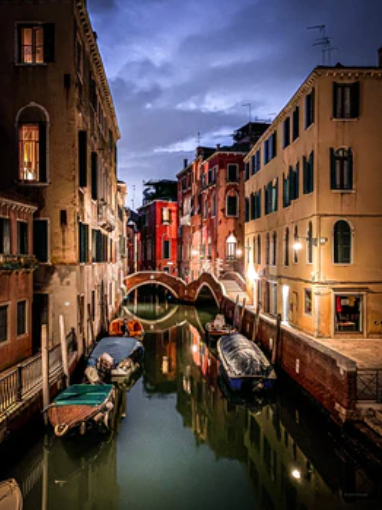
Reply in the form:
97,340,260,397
19,125,40,181
304,289,312,315
226,233,237,260
162,207,171,225
20,26,44,63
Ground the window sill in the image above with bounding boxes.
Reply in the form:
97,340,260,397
14,62,47,67
331,117,359,122
331,189,356,194
304,122,314,132
17,181,49,187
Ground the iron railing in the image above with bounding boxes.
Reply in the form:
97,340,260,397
0,331,77,414
356,369,382,403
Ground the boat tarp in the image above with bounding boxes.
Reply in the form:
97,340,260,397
53,384,113,407
87,337,143,368
219,333,271,377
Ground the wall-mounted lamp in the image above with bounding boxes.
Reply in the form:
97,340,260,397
293,236,328,251
236,248,243,257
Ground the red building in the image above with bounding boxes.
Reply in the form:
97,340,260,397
138,181,178,275
0,191,37,372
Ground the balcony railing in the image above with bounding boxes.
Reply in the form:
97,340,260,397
0,254,38,271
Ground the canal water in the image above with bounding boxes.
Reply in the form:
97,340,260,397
1,292,381,509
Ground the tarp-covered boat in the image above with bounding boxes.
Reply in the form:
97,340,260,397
217,333,277,392
109,318,144,339
85,336,144,385
0,479,22,510
47,384,115,437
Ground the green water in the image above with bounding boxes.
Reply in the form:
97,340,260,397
1,298,381,510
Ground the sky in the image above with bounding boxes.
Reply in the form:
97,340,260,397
88,0,382,208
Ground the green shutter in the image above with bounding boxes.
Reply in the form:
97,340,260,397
309,151,314,193
330,148,336,189
79,131,87,187
348,149,353,189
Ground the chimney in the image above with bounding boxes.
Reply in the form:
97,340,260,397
183,158,188,168
378,47,382,67
216,144,221,150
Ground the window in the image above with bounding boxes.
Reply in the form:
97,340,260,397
162,207,171,224
227,164,238,182
78,131,87,187
226,191,238,217
307,222,313,264
284,228,290,266
163,239,170,259
303,152,314,194
333,220,351,264
263,140,269,165
304,289,312,315
91,152,98,200
283,117,290,148
202,197,208,219
245,162,250,181
17,221,28,255
226,233,237,260
253,236,256,264
33,219,48,262
79,222,89,263
265,282,277,315
330,148,353,190
334,294,362,333
268,132,277,161
265,179,278,214
271,232,277,266
305,89,315,128
283,169,291,208
266,233,270,265
293,226,298,264
292,107,299,140
0,305,8,343
0,218,11,255
211,192,216,217
17,24,55,64
257,235,261,264
333,82,360,119
245,198,250,223
17,301,27,336
252,149,261,174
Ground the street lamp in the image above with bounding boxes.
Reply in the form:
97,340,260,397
293,236,328,251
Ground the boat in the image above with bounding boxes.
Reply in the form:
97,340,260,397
108,318,144,339
217,333,277,392
205,314,237,343
84,336,144,385
47,384,115,437
0,479,23,510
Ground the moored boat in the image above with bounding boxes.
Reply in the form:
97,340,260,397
205,314,237,343
109,318,144,339
0,479,22,510
47,384,115,437
84,336,144,385
217,333,277,392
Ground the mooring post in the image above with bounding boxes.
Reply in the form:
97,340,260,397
59,315,70,388
233,295,239,328
16,364,22,402
239,297,246,332
272,313,282,366
41,324,49,426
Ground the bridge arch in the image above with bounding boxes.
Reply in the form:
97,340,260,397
194,282,220,307
124,280,179,299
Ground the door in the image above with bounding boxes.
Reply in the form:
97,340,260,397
32,294,48,353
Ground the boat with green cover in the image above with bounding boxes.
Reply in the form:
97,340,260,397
47,384,115,437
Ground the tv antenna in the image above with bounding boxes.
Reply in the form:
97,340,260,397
197,131,201,145
131,184,136,210
242,103,252,123
307,24,337,65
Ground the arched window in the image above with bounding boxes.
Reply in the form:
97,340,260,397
272,231,277,266
284,227,290,266
257,235,261,264
307,222,313,264
253,236,256,264
334,220,351,263
226,190,238,217
17,103,49,183
330,148,353,190
226,232,237,260
266,233,270,265
293,225,299,263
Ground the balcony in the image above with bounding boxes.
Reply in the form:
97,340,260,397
0,254,38,271
97,202,116,232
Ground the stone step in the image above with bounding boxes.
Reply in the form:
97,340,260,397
364,415,382,437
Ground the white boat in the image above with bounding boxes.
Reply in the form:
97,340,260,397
0,479,23,510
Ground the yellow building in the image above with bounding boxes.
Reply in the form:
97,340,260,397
245,60,382,339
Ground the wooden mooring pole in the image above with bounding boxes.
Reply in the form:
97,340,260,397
59,315,70,388
41,324,49,426
272,313,282,366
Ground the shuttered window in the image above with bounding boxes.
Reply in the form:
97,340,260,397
303,152,314,194
17,301,27,336
91,152,98,200
305,89,315,128
334,221,351,264
330,148,353,190
283,117,290,148
17,221,28,255
78,131,87,187
0,305,8,343
292,107,299,140
333,82,360,119
33,219,48,262
0,218,11,255
79,222,89,263
17,24,55,64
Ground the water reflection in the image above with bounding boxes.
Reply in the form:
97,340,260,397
1,298,381,510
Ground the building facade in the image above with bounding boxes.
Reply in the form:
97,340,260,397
0,193,37,371
0,0,125,355
244,61,382,339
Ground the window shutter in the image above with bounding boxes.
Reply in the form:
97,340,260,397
275,178,278,211
348,149,353,189
330,148,336,189
351,82,360,118
39,122,47,182
333,83,338,118
303,156,307,193
258,148,261,171
91,152,98,200
43,24,55,63
33,220,48,263
78,131,87,187
273,131,277,157
295,162,299,199
258,189,261,218
283,175,287,207
309,151,314,193
17,25,22,63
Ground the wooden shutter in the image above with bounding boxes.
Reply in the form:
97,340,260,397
351,82,360,118
39,122,47,182
295,162,299,199
333,83,339,118
273,131,277,157
79,131,87,187
91,152,98,199
303,156,307,194
33,220,48,262
309,151,314,193
348,149,353,189
330,148,336,189
43,24,55,62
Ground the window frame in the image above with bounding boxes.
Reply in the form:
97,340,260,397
226,164,239,183
304,289,312,316
0,217,11,255
33,218,50,263
163,238,171,260
16,299,28,337
330,148,353,191
0,303,10,344
333,220,353,265
17,220,29,255
226,190,239,218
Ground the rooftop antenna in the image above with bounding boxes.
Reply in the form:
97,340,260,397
242,103,252,123
307,24,337,65
131,184,136,210
197,131,201,146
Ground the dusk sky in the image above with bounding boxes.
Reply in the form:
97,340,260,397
88,0,382,208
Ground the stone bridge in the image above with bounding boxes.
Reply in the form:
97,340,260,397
123,271,225,306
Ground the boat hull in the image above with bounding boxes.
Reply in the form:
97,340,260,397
0,479,22,510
